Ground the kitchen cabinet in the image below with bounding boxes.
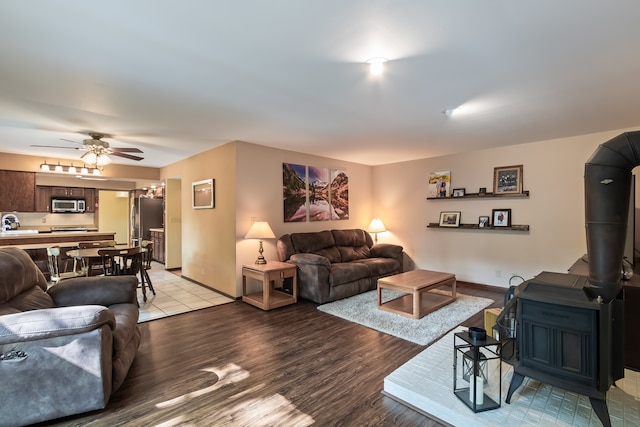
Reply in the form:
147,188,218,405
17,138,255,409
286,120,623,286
84,188,95,213
36,186,95,212
0,170,35,212
150,229,165,263
51,187,85,197
35,186,52,212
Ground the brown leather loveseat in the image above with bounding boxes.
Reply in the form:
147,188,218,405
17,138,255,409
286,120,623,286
277,228,403,304
0,248,141,427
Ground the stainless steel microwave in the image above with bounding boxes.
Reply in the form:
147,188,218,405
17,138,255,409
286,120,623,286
51,198,86,213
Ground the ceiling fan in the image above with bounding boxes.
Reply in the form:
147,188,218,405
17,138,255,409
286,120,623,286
31,132,144,166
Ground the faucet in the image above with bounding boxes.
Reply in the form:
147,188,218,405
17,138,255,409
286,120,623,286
1,214,20,232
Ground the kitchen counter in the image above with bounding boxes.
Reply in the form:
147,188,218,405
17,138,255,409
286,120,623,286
0,231,116,248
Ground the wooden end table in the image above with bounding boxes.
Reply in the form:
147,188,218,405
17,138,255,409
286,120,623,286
242,261,297,310
377,269,456,319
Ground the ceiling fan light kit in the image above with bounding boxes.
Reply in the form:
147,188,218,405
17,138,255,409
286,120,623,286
31,131,144,172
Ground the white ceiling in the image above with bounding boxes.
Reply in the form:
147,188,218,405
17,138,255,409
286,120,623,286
1,1,640,168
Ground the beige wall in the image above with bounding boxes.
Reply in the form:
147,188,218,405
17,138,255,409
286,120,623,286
162,140,374,297
163,142,238,296
234,141,373,296
373,127,640,288
164,178,182,269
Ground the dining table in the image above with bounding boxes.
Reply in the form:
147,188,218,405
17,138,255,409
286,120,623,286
66,244,149,300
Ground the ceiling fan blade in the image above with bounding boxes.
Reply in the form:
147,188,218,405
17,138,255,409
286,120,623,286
31,144,81,150
60,138,83,145
111,147,143,153
112,152,144,161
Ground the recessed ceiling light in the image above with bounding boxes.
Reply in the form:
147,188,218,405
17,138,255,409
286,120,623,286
366,57,389,76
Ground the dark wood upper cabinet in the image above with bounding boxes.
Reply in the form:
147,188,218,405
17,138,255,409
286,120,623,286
51,187,85,197
0,170,35,212
35,186,52,212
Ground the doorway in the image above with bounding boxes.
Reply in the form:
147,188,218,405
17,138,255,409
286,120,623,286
97,190,130,244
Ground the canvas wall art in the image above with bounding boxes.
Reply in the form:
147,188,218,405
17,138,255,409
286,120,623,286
308,166,331,221
283,163,308,222
330,169,349,220
428,171,451,198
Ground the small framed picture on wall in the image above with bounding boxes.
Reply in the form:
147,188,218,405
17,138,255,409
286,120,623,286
452,188,465,197
493,165,523,194
439,211,461,227
492,209,512,227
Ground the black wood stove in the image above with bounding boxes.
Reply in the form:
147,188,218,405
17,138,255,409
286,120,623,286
500,131,640,427
504,271,624,427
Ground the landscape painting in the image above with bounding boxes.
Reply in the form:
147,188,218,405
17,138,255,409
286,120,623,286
330,169,349,220
283,163,308,222
308,166,331,221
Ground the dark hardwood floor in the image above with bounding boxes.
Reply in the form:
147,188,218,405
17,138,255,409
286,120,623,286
46,283,504,427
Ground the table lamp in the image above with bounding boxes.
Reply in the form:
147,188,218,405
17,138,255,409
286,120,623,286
367,218,386,243
245,221,276,264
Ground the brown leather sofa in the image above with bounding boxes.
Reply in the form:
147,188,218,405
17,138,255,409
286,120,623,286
0,247,141,427
276,228,403,304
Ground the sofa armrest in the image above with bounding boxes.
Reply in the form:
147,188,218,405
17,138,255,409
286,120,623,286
371,243,403,258
288,253,332,303
47,276,138,307
289,253,331,268
0,305,115,345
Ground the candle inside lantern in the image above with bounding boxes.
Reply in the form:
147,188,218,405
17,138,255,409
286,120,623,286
469,375,484,405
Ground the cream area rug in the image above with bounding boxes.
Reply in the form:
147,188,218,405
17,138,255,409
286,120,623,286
317,290,493,346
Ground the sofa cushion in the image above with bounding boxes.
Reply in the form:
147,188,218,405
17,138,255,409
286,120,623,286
338,245,371,262
5,286,55,312
332,229,369,247
0,248,48,304
332,229,372,261
354,257,400,277
290,230,341,263
330,262,371,286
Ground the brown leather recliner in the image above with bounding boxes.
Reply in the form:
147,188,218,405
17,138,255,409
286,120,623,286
0,247,141,427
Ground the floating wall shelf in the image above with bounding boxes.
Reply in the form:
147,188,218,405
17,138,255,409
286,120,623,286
427,223,530,231
426,191,530,200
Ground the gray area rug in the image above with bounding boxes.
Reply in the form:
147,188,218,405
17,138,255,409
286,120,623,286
317,290,493,346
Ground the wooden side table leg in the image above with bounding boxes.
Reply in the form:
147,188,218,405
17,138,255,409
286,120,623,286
377,285,382,308
262,272,269,310
413,290,420,319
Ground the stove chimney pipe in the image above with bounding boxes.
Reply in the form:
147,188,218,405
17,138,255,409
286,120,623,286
585,131,640,302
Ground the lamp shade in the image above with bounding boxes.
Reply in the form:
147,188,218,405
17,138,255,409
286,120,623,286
367,218,386,233
245,221,276,239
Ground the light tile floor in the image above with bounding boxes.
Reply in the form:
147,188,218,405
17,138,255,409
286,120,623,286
137,263,234,322
384,326,640,427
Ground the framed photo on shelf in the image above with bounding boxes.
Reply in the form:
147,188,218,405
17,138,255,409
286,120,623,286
479,187,487,195
428,171,451,198
492,209,512,227
478,216,490,228
452,188,465,197
493,165,523,194
439,211,461,227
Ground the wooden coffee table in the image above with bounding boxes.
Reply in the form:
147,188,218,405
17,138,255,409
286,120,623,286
377,269,456,319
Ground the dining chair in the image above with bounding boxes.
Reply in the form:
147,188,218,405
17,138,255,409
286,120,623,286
46,246,82,284
98,247,150,301
140,240,156,297
79,240,116,276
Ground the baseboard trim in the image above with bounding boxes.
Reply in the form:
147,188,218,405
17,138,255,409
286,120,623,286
180,275,237,300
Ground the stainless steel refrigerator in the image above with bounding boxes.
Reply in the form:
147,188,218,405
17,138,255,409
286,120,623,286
130,197,164,246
